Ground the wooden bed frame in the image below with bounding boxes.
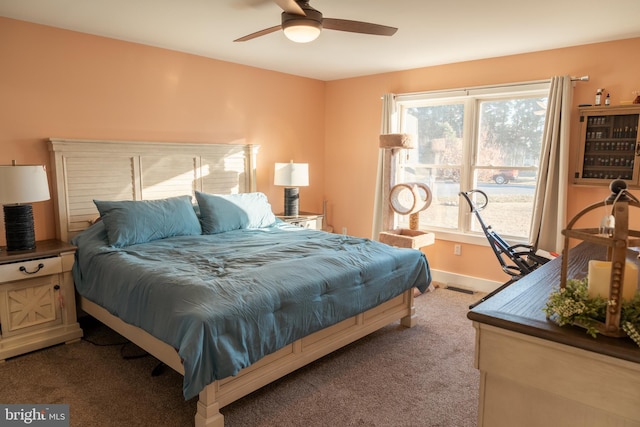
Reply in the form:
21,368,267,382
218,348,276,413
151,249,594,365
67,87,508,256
48,138,417,427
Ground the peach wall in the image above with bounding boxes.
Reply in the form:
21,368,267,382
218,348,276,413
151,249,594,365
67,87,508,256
3,17,640,285
0,18,326,245
324,37,640,282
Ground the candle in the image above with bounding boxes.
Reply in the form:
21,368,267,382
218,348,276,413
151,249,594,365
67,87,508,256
587,260,638,300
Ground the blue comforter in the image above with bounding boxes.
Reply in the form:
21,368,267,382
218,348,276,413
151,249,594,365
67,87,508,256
72,221,431,399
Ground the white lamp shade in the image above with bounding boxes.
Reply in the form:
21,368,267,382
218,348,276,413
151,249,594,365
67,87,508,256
0,165,51,204
274,162,309,187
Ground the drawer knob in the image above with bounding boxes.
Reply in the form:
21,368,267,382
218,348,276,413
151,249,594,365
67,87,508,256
19,263,44,275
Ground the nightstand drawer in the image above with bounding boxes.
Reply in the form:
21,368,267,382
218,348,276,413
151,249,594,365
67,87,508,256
0,257,63,284
288,218,320,229
276,212,324,231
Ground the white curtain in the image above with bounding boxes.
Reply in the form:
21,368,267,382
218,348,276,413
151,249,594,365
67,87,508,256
371,93,397,239
529,76,573,253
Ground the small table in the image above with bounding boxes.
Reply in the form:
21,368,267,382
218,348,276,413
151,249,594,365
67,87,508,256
378,228,434,249
276,212,324,230
0,239,83,361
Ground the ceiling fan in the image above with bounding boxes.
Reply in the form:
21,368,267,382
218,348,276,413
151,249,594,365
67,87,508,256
234,0,398,43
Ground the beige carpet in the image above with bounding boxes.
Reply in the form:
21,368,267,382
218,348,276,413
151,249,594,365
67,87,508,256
0,287,483,427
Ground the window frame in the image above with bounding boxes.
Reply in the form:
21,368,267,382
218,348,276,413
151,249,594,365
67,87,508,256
394,81,550,246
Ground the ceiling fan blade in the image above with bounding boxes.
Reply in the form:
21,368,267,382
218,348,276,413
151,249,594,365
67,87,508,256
322,18,397,36
273,0,305,15
234,0,304,15
234,25,282,42
231,0,269,9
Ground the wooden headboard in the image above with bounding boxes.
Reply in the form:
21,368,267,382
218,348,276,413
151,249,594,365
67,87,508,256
49,138,258,242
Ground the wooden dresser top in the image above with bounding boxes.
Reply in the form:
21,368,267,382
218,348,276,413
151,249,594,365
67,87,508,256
468,242,640,364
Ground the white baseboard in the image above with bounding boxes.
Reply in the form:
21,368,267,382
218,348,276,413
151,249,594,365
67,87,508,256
431,269,503,294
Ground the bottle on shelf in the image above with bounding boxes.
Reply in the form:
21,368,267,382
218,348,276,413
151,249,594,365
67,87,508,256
577,105,640,185
595,88,603,106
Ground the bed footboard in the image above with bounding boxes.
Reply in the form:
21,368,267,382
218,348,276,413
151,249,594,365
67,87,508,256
195,289,415,426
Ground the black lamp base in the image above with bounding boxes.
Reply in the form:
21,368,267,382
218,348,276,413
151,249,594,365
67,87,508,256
283,187,300,217
4,204,36,251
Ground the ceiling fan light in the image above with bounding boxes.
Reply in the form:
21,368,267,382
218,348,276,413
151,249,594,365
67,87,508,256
283,21,321,43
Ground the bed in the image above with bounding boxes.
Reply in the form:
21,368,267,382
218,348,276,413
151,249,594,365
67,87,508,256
48,138,431,426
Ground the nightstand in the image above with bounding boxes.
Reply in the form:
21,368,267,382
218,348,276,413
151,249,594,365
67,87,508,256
276,212,324,230
0,239,83,361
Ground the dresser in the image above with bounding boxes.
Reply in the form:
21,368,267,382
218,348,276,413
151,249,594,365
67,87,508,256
468,242,640,427
0,240,83,361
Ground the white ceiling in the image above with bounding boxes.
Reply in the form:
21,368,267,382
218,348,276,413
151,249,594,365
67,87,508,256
2,0,640,81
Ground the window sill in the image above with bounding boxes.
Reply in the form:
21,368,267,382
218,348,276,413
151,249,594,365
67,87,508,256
424,229,528,247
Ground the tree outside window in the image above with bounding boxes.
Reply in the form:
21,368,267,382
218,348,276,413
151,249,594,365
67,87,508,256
395,86,548,242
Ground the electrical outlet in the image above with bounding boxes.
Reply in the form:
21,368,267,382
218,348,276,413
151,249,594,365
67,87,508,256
454,244,461,256
342,227,347,235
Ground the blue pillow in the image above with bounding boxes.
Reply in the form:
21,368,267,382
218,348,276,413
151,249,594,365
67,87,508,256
94,195,202,247
195,191,276,234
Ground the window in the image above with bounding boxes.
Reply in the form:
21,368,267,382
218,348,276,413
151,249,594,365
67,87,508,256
395,82,549,244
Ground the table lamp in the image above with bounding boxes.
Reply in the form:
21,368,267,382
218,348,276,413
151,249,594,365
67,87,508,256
274,161,309,217
0,162,51,251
